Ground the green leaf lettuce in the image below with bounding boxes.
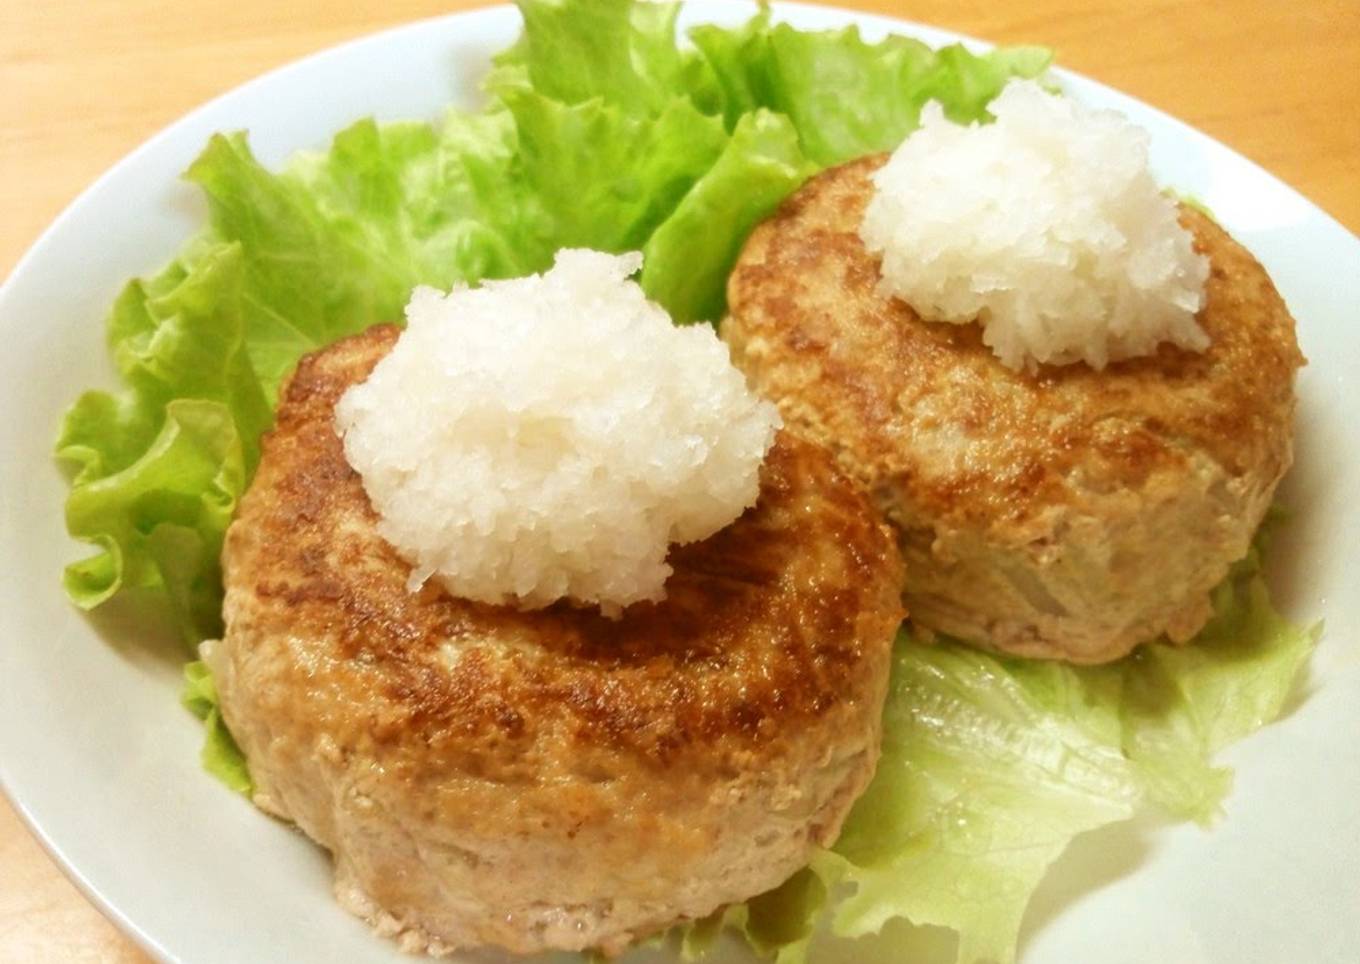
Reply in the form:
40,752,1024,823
59,0,1046,647
182,659,253,796
702,540,1317,964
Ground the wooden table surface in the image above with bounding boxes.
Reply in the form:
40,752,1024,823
1,1,1357,960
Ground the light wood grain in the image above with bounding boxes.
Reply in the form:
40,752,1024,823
1,1,1356,961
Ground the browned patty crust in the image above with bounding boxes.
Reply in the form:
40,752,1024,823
723,155,1303,663
211,324,905,955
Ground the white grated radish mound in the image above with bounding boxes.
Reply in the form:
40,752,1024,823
334,249,781,615
860,79,1210,371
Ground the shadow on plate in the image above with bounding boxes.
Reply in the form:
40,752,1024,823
81,586,188,675
1017,811,1160,957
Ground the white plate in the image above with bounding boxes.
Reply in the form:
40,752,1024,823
1,3,1356,963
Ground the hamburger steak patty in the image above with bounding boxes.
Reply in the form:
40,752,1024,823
208,325,906,956
722,155,1303,664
